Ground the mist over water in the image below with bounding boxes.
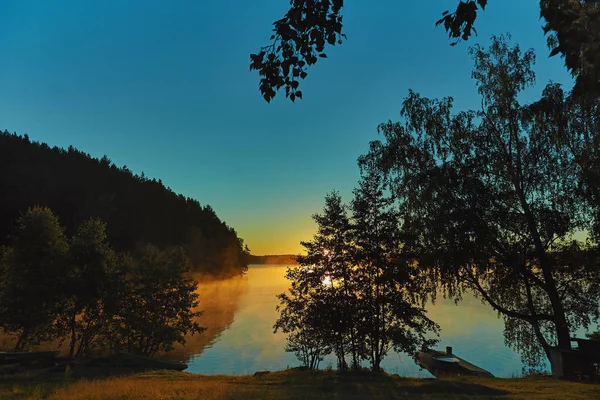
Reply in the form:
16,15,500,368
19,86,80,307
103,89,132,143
0,265,557,377
162,273,249,361
176,265,529,377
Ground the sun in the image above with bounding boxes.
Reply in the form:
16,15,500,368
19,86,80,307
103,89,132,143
322,275,332,286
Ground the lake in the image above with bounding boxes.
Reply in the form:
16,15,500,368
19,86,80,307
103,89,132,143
168,265,532,377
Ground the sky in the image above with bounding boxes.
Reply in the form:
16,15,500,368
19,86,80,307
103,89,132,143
0,0,573,255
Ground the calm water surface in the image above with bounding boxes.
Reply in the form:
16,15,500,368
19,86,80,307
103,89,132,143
169,265,533,377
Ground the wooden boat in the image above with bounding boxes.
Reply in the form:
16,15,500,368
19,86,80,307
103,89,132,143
417,346,494,378
117,351,188,371
0,350,59,364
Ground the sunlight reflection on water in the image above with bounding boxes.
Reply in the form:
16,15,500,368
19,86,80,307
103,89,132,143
175,265,529,377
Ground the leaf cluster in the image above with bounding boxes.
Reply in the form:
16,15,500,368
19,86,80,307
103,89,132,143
249,0,345,102
252,0,599,101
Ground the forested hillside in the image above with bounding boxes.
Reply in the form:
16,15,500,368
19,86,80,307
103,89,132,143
0,130,248,276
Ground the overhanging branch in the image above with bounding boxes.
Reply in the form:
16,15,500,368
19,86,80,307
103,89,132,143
462,266,554,323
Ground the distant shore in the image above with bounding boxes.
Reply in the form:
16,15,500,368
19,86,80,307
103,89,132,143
247,254,299,265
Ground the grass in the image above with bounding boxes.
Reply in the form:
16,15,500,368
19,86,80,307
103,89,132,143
0,368,598,400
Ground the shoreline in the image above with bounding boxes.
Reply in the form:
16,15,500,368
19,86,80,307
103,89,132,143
1,367,598,400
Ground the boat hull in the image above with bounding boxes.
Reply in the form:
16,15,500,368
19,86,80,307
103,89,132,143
417,350,493,378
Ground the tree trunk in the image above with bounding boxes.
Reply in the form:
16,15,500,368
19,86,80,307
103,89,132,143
336,340,347,371
342,270,360,370
523,277,552,363
516,187,572,354
69,311,77,359
542,270,572,352
15,328,28,351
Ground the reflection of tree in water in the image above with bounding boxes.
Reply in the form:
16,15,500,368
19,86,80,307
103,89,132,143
160,273,248,362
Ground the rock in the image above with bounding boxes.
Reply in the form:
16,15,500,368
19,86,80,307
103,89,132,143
254,370,270,376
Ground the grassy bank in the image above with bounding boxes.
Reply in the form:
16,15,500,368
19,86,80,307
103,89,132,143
1,369,599,400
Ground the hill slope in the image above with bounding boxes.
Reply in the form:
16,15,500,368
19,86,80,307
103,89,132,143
0,130,248,276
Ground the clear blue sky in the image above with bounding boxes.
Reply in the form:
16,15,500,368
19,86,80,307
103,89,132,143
0,0,572,254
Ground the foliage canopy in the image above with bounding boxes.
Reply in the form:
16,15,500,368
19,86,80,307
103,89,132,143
358,35,600,370
251,0,600,102
276,188,438,371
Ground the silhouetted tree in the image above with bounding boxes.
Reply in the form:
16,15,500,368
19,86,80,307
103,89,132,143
274,266,332,370
251,0,599,102
111,245,205,357
276,189,439,371
359,35,600,370
539,0,600,98
525,83,600,237
0,207,69,349
62,218,123,358
295,192,357,370
351,171,438,371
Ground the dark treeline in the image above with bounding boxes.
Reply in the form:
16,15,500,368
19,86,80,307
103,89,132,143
0,206,204,356
247,254,299,265
0,131,249,276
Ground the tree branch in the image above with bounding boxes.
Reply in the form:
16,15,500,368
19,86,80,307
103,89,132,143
462,266,554,323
